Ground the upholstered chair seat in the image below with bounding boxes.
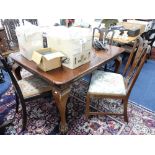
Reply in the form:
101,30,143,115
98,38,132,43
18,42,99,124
18,75,52,98
88,70,126,96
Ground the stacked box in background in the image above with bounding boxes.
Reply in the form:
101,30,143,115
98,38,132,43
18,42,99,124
118,22,146,34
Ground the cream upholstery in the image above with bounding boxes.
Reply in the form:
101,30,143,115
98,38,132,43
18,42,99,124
18,75,52,98
88,70,126,96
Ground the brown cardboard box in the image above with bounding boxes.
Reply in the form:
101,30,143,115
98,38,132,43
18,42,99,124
32,48,64,71
118,22,146,34
46,26,92,69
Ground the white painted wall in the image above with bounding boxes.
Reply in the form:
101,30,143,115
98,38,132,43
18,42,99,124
37,18,60,26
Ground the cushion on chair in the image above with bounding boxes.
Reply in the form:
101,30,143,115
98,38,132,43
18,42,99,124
88,70,126,96
18,75,52,98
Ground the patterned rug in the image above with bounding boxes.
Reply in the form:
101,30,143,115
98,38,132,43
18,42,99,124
1,79,155,135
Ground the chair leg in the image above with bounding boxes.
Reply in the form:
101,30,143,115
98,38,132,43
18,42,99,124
123,99,128,123
15,93,19,113
20,100,27,131
85,94,90,119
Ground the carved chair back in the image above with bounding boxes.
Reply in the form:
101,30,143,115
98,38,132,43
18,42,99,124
123,36,143,75
92,27,115,47
123,37,148,97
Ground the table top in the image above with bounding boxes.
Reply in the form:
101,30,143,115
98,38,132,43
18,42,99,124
112,22,145,44
112,35,139,44
11,45,124,85
94,21,145,44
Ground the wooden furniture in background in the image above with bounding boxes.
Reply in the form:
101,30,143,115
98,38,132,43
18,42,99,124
0,28,9,55
0,19,38,53
113,35,139,44
111,22,146,54
11,46,125,133
94,22,145,45
1,19,20,51
118,22,146,35
85,37,148,122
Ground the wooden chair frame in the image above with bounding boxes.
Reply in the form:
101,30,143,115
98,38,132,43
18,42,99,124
92,27,115,47
0,54,52,132
86,37,148,122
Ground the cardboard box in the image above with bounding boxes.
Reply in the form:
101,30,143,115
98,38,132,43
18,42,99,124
46,26,92,69
118,22,146,34
62,49,91,69
32,48,64,71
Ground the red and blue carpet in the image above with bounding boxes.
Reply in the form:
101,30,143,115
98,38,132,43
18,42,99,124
0,79,155,135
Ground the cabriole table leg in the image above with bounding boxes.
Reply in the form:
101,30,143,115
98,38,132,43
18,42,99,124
52,87,71,134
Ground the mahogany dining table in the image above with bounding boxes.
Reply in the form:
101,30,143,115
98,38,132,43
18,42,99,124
11,45,125,133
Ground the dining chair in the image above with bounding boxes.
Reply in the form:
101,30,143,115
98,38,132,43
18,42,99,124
85,36,148,122
92,27,115,48
92,27,122,73
0,54,53,132
120,33,147,67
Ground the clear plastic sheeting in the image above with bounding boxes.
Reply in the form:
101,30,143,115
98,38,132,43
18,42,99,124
16,21,43,60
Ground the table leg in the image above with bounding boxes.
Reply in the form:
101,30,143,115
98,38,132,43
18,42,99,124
52,87,71,134
12,63,22,80
114,56,122,73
